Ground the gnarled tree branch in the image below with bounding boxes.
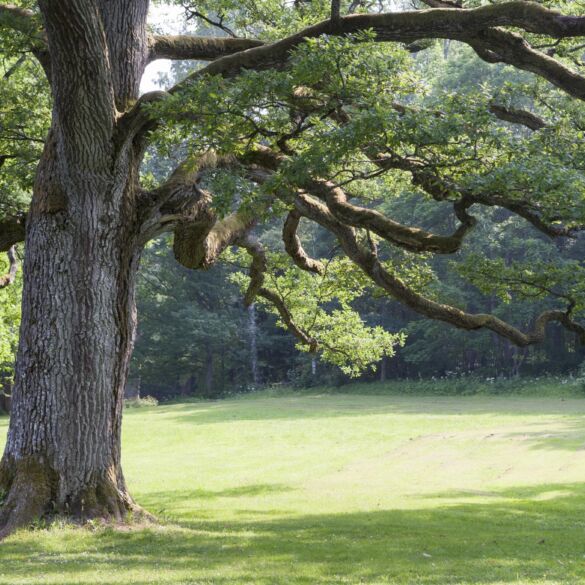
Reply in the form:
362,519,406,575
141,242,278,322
148,35,264,62
305,178,476,254
0,246,18,289
282,211,325,275
294,190,585,347
237,233,319,350
126,1,585,139
0,4,42,40
489,103,548,131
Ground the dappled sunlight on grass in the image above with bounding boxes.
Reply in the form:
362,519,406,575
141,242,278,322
1,393,585,584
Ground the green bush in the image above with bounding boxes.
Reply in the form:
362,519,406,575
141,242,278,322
124,395,159,408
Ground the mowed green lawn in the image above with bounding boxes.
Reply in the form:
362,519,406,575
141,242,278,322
2,392,585,584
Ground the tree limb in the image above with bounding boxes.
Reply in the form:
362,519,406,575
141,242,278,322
0,215,25,252
305,177,476,254
148,35,264,62
237,232,319,350
244,146,477,254
234,233,267,305
0,246,17,289
0,4,42,40
489,103,548,131
127,3,585,140
282,210,325,275
258,286,319,352
174,3,585,85
294,190,585,347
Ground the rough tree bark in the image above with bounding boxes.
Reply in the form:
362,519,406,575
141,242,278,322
0,0,150,537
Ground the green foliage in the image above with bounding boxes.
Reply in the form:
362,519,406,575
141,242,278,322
124,396,159,409
457,256,585,312
0,25,50,218
227,249,405,376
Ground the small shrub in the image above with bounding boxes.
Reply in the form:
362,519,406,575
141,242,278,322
124,395,158,408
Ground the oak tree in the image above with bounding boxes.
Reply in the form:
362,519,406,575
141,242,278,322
1,0,585,536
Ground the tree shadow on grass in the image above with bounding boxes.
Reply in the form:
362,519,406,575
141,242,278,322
2,483,585,584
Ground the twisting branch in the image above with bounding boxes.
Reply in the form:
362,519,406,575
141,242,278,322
234,233,267,305
293,190,585,347
282,211,325,274
137,150,236,243
125,1,585,140
244,146,477,254
468,28,585,101
489,103,548,131
0,246,18,289
181,3,585,82
174,209,255,270
0,4,43,40
410,1,581,103
305,178,476,254
370,151,580,239
257,287,319,352
237,234,319,350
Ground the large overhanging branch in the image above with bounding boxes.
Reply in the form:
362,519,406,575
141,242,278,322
174,209,255,270
0,4,43,41
148,35,264,62
305,178,476,254
0,246,17,289
370,150,581,239
293,190,585,347
173,3,585,87
243,146,477,255
137,151,237,244
489,103,548,131
468,27,585,101
123,1,585,142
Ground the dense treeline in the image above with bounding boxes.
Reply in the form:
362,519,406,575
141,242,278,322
130,206,585,400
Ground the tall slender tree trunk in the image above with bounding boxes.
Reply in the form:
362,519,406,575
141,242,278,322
205,348,214,397
248,303,260,386
379,356,388,382
0,0,150,536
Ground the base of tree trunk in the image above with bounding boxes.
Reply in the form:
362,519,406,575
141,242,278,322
0,456,149,540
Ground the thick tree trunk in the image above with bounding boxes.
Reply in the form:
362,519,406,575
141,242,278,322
0,156,143,536
0,0,151,537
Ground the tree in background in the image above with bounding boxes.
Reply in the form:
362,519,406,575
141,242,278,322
2,0,585,536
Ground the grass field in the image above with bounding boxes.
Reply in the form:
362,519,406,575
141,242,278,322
2,390,585,584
